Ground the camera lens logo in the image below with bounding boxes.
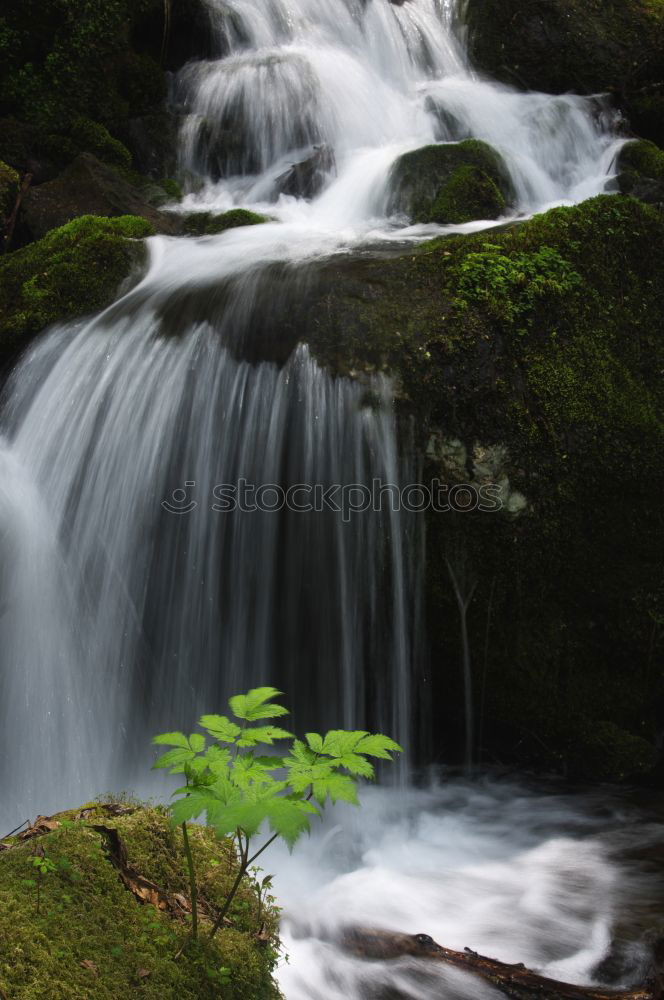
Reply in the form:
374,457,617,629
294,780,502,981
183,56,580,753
161,481,198,514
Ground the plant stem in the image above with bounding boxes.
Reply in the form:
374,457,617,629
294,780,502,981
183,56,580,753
208,830,249,942
181,822,198,941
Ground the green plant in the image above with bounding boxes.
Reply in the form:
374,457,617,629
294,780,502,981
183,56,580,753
27,852,57,912
454,243,582,335
153,687,401,943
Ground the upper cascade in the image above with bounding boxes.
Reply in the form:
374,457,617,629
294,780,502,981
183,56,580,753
175,0,622,218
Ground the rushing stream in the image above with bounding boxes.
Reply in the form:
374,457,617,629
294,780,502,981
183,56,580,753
0,0,656,995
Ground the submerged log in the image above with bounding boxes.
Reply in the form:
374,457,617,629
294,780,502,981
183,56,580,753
339,927,662,1000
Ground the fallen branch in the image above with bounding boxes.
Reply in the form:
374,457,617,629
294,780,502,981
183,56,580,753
339,928,662,1000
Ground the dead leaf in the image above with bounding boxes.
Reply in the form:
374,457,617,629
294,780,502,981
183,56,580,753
137,968,151,980
19,816,60,840
80,960,99,977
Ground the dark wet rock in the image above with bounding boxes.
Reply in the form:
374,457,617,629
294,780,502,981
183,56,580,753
465,0,664,145
275,145,336,200
388,140,511,223
425,98,472,142
116,113,180,181
17,153,178,244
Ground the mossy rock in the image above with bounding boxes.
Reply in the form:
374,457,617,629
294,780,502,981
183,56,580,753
0,803,281,999
617,139,664,204
295,195,664,776
430,164,506,224
69,118,133,170
388,140,511,224
178,208,270,237
0,160,19,219
18,152,178,244
0,214,153,365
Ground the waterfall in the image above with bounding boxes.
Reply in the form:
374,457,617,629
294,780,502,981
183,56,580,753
0,0,621,827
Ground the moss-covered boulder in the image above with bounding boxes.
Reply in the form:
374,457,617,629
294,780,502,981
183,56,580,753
617,139,664,205
176,208,270,237
388,140,510,224
0,802,281,999
18,153,178,244
464,0,664,145
296,195,664,778
0,214,152,365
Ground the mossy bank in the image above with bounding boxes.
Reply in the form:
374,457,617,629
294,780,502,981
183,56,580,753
0,803,281,1000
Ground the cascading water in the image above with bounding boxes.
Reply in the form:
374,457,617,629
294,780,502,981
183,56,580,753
0,1,656,996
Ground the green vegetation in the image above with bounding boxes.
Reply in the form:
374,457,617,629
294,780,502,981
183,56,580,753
0,803,281,999
154,686,401,943
0,0,165,136
388,139,511,224
0,214,152,363
180,209,270,237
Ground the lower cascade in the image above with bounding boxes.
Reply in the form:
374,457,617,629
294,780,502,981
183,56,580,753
0,0,662,998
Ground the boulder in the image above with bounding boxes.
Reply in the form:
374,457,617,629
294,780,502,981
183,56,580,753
0,215,153,367
388,140,510,223
275,145,336,200
173,208,269,237
18,153,178,244
616,139,664,206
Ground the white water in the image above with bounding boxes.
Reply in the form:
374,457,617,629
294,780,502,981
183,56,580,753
0,1,653,995
273,779,661,998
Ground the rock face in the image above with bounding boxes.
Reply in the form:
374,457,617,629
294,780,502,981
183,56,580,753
295,195,664,780
388,140,510,223
464,0,664,145
17,154,178,244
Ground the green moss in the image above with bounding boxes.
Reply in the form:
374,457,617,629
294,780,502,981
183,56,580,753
181,208,270,236
0,804,281,999
70,118,132,170
619,139,664,181
389,139,511,224
0,158,19,217
160,178,183,202
0,214,153,362
430,164,506,224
